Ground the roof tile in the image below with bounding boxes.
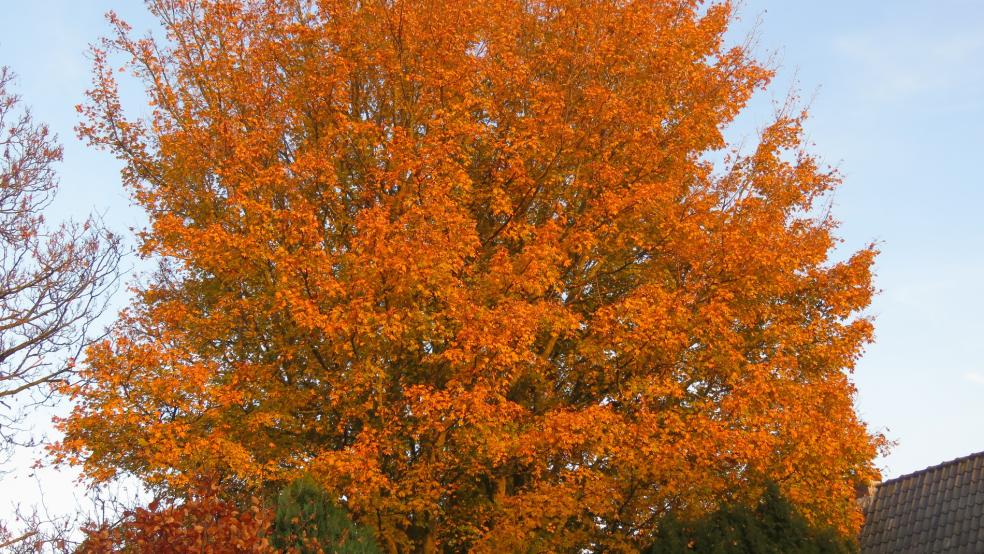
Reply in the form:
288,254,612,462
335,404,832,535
861,451,984,553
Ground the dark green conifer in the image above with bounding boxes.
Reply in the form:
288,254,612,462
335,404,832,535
272,476,381,554
648,483,858,554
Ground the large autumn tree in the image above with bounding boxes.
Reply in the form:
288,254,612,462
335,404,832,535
56,0,884,551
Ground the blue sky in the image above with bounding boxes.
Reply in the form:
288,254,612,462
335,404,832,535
0,0,982,511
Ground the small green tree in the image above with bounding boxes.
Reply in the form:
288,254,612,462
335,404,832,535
272,477,380,554
648,514,692,554
649,483,858,554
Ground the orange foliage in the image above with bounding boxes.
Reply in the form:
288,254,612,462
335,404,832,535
56,0,884,551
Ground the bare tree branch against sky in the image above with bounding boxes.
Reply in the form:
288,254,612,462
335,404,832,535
0,68,122,461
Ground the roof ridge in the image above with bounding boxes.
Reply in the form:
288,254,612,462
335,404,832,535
877,450,984,489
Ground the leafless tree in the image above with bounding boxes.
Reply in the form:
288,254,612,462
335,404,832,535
0,66,121,461
0,477,140,553
0,504,76,553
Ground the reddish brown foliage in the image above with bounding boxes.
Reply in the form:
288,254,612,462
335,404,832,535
79,485,274,554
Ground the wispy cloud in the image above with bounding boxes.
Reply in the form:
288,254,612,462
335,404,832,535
963,372,984,385
831,24,984,104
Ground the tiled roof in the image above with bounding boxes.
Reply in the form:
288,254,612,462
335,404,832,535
860,451,984,553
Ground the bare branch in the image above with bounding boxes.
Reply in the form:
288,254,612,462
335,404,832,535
0,67,123,462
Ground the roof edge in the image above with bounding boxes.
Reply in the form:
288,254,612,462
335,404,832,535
876,450,984,490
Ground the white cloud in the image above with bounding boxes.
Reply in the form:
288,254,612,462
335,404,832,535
963,371,984,385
